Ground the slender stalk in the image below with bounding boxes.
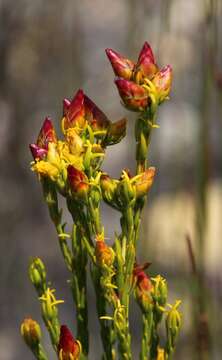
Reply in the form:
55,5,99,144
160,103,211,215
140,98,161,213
30,344,48,360
42,179,73,271
84,190,117,359
134,111,156,249
135,111,156,175
91,266,116,360
140,312,153,360
67,200,89,357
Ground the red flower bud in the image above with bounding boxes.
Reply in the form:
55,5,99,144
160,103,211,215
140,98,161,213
29,144,47,160
105,48,135,80
133,263,153,312
62,89,86,131
37,117,57,149
84,95,110,130
134,264,152,293
152,65,172,102
103,118,127,146
67,165,89,199
58,325,81,360
115,78,148,111
135,42,158,80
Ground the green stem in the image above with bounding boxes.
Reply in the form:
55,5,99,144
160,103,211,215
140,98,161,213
84,186,118,359
134,111,156,248
42,179,73,271
39,289,61,351
31,344,48,360
135,112,156,175
116,206,135,360
140,312,153,360
117,329,132,360
91,267,116,360
55,223,73,271
67,200,89,356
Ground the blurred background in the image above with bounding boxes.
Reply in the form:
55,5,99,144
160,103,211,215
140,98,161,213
1,0,222,358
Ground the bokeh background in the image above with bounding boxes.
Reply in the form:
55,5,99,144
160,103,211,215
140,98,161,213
1,0,222,358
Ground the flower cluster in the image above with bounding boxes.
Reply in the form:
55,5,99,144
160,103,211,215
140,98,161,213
30,91,156,209
21,41,182,360
30,89,127,197
106,42,172,112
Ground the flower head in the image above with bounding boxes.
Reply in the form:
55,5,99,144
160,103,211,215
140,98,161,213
106,42,172,111
21,318,42,348
58,325,81,360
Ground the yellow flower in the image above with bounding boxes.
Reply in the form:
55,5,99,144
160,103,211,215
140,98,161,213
133,167,156,198
32,161,59,180
57,141,83,170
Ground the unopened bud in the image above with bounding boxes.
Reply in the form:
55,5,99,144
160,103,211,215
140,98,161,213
152,65,172,104
106,48,135,80
103,118,127,146
166,300,182,349
133,263,153,313
95,240,115,267
67,165,89,201
29,257,46,295
118,171,135,204
115,78,149,111
21,318,41,348
152,275,168,307
58,325,81,360
100,174,118,205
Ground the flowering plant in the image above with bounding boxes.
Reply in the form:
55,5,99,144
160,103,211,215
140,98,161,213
21,42,181,360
